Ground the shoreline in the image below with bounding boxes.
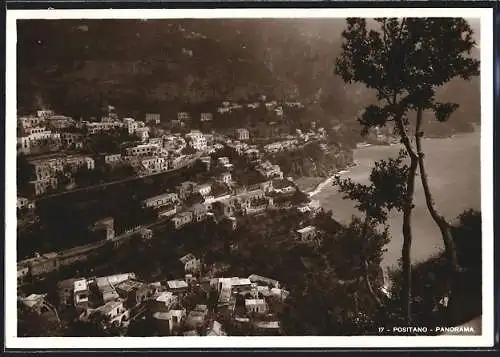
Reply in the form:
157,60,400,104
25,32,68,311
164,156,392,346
306,130,480,269
306,176,335,197
306,165,357,197
304,141,397,197
304,134,468,199
305,130,479,199
300,129,478,199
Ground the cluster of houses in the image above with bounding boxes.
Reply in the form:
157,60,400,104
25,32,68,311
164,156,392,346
16,98,318,200
17,108,222,197
215,97,303,118
16,96,404,337
263,129,327,155
160,179,323,248
16,110,69,155
19,266,290,336
97,127,215,177
17,175,322,288
140,172,304,231
17,109,157,156
17,216,152,285
17,173,328,335
223,126,327,161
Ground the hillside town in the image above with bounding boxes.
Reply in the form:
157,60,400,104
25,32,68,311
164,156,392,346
17,97,388,337
13,14,486,344
17,98,366,198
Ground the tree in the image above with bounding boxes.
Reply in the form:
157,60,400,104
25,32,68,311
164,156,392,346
451,209,481,270
387,210,482,328
333,152,408,309
18,304,66,337
55,169,72,187
335,17,479,322
182,144,197,155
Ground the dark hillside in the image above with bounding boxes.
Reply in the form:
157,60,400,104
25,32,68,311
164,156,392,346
18,19,480,134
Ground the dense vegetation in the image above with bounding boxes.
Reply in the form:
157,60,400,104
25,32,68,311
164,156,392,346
271,141,354,178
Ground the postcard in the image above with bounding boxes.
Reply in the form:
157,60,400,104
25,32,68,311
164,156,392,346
5,7,494,349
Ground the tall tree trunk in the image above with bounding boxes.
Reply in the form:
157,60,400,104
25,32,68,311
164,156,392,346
360,217,383,308
396,116,419,324
414,107,460,274
362,259,383,308
415,107,461,320
401,156,418,323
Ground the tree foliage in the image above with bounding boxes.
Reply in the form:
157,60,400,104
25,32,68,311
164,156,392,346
334,150,408,223
451,209,481,271
335,17,479,322
388,209,482,329
333,153,408,312
335,18,479,131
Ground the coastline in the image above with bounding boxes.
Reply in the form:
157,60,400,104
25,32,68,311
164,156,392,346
306,130,480,269
306,165,357,197
306,176,335,197
298,141,395,197
304,131,476,199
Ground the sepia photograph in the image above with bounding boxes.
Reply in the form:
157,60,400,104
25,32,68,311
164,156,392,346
5,8,494,349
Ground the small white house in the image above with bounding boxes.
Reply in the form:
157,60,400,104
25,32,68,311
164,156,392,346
245,299,268,314
197,183,212,198
296,226,317,242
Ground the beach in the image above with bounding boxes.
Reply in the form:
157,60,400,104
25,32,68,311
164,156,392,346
310,131,481,269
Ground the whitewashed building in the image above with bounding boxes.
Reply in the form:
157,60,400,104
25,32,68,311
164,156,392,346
145,113,161,125
185,130,207,151
125,144,161,157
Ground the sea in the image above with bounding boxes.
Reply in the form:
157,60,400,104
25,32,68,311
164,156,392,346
311,130,481,269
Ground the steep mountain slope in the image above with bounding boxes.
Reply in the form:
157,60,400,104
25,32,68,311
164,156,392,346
17,19,480,132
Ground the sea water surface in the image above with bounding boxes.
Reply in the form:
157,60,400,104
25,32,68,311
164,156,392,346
312,130,481,269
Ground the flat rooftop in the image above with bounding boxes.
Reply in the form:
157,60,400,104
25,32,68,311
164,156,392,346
96,300,123,315
179,253,196,264
254,321,280,329
297,226,316,234
156,291,175,303
248,274,279,285
28,153,90,164
95,273,135,287
115,279,147,292
166,280,188,290
21,294,45,308
143,192,178,202
127,144,160,149
74,279,88,293
245,298,267,306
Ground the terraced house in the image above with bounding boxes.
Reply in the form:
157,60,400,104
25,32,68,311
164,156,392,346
17,125,61,155
27,154,95,196
145,113,161,125
125,143,161,157
141,192,180,209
